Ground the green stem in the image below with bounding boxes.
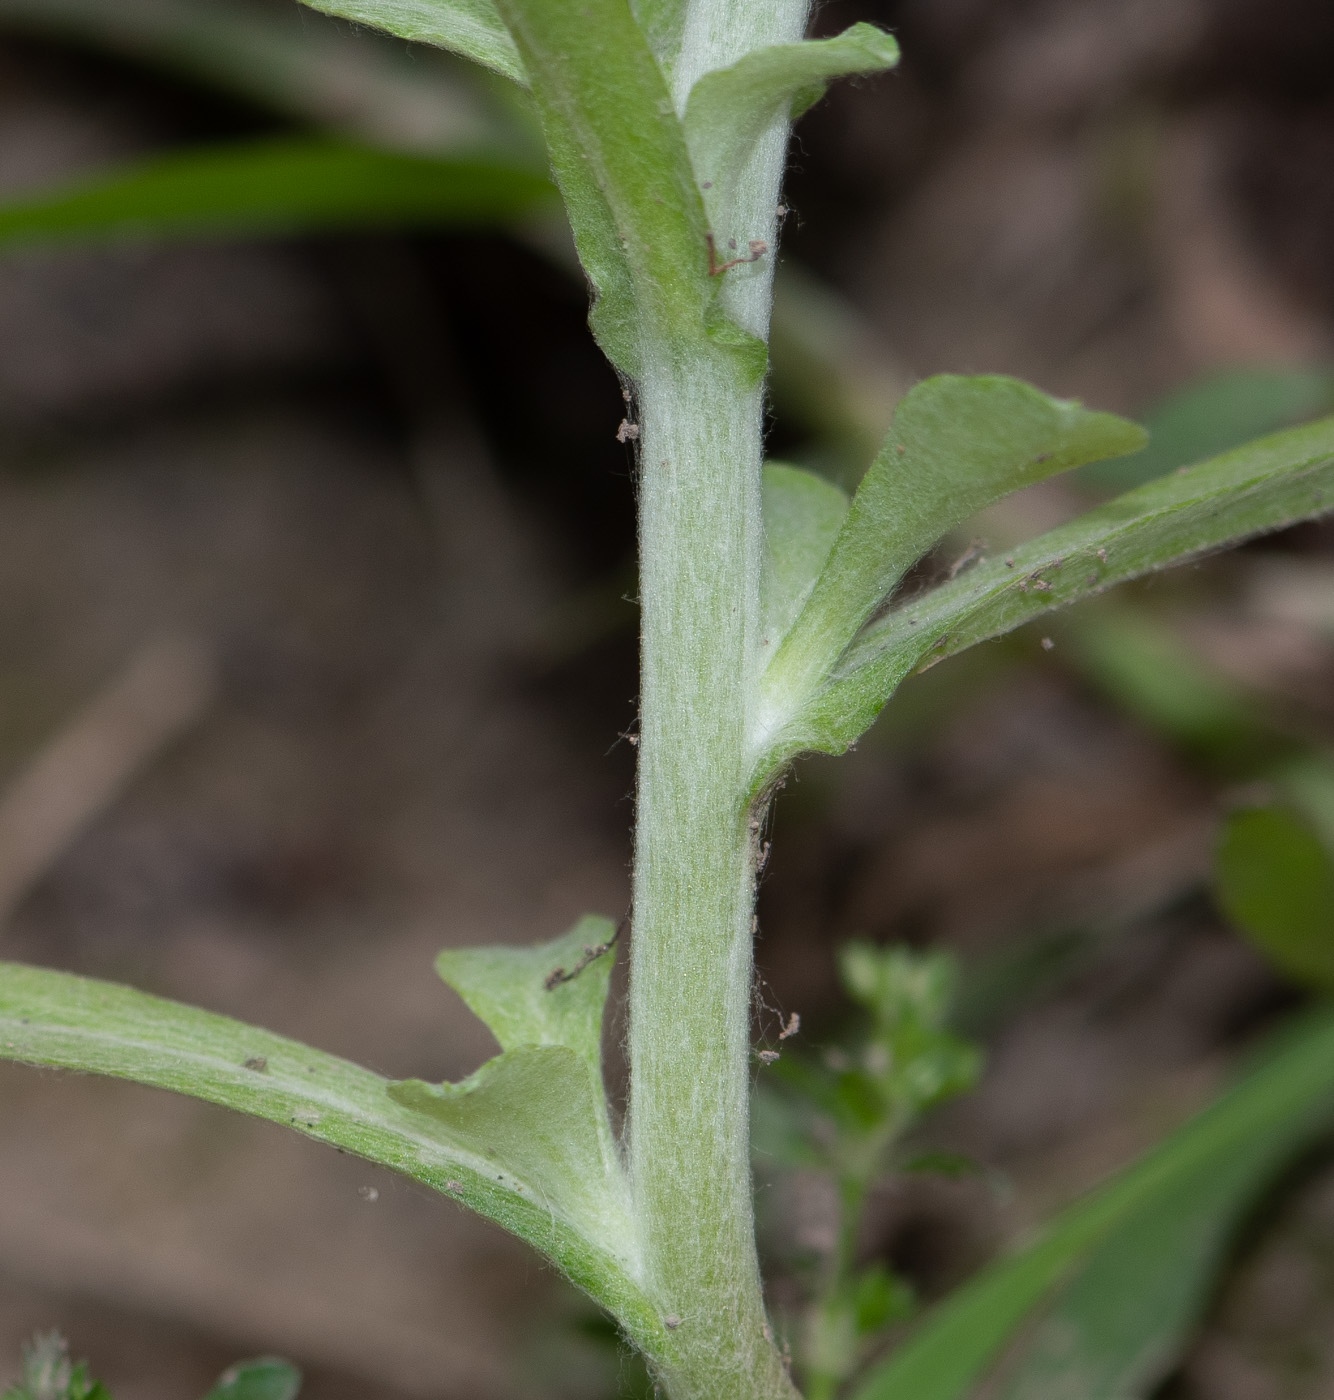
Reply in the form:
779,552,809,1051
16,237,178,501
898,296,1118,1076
804,1171,873,1400
624,5,811,1395
628,346,796,1400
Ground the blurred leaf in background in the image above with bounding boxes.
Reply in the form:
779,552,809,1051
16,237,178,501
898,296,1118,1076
1216,804,1334,993
1061,605,1292,774
754,945,981,1400
852,1009,1334,1400
0,138,554,250
1078,366,1334,497
200,1358,301,1400
0,0,530,147
0,0,554,261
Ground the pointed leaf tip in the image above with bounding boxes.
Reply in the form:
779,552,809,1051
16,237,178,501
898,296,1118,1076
760,411,1334,782
757,374,1144,744
428,916,627,1224
298,0,525,84
685,25,900,253
434,914,618,1078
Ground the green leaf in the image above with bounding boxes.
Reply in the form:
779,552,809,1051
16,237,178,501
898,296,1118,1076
0,962,663,1350
995,1113,1311,1400
0,0,523,154
852,1265,915,1338
298,0,525,83
436,915,617,1079
1216,805,1334,992
849,1007,1334,1400
201,1360,300,1400
489,0,741,377
0,138,554,251
1280,756,1334,851
432,915,621,1171
630,0,688,74
683,25,899,250
761,463,849,649
759,413,1334,779
756,375,1144,745
837,944,981,1125
389,1046,630,1253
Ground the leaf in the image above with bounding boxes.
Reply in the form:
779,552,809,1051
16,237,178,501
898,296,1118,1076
1280,756,1334,851
0,0,521,154
683,25,899,250
298,0,524,83
0,139,554,251
437,915,617,1076
388,1046,630,1250
849,1007,1334,1400
201,1360,300,1400
1216,805,1334,992
757,413,1334,780
756,376,1144,744
761,463,849,649
433,915,621,1168
630,0,688,74
993,1115,1302,1400
0,962,661,1346
489,0,749,378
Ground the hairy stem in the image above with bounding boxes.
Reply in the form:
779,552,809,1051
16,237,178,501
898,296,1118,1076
628,345,795,1400
624,5,811,1395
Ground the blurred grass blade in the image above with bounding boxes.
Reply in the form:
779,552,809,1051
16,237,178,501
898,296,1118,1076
761,414,1334,776
297,0,523,83
0,961,662,1346
995,1103,1309,1400
761,463,849,649
1060,608,1284,772
0,0,522,153
1216,805,1334,992
202,1360,301,1400
0,139,554,249
757,376,1144,748
1079,366,1334,497
683,24,899,249
849,1008,1334,1400
768,263,908,475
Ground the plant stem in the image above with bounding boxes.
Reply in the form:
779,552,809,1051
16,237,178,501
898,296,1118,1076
625,5,811,1394
628,345,795,1400
804,1170,874,1400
